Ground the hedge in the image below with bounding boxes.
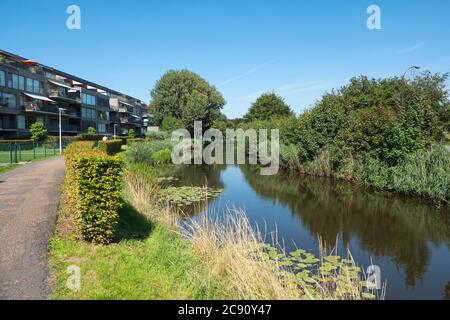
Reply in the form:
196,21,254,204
126,138,145,147
64,141,123,244
76,134,105,141
98,140,123,155
0,139,33,144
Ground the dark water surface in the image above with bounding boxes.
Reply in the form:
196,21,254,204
161,164,450,300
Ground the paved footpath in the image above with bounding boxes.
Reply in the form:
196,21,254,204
0,157,65,300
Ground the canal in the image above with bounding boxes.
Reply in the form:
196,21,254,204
159,164,450,300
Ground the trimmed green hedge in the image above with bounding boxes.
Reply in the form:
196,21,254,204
74,156,123,244
64,141,123,244
126,138,145,147
0,139,33,144
98,140,123,155
76,134,105,141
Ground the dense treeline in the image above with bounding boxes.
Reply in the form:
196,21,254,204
236,73,450,202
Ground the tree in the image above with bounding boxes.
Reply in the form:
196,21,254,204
87,127,96,135
149,70,226,133
161,116,184,132
244,92,294,122
30,122,47,142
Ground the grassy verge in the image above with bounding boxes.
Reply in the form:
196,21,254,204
0,164,20,175
50,204,213,299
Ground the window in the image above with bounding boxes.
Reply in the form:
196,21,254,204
17,115,26,129
81,107,97,120
98,123,106,133
18,76,25,90
33,80,40,94
12,74,19,89
26,78,33,92
81,93,96,106
0,92,17,109
0,71,6,86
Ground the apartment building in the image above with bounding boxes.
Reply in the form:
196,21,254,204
0,49,148,139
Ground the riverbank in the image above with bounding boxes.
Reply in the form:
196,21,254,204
49,141,375,300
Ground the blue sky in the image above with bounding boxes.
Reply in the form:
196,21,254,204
1,0,450,118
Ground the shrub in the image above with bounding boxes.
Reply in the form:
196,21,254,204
126,139,176,164
146,131,171,141
30,122,47,142
87,127,97,135
76,134,105,141
127,138,145,147
98,140,123,155
128,129,136,138
0,139,33,144
152,148,172,165
64,141,123,244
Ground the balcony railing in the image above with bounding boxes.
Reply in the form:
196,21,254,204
24,103,80,117
46,124,80,132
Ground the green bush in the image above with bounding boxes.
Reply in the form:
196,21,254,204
87,127,97,135
30,122,47,142
127,138,145,147
0,139,33,144
152,148,172,165
74,156,123,244
64,142,123,244
126,139,176,164
98,140,123,155
146,131,171,140
76,134,105,141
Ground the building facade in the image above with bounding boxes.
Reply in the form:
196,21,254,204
0,49,147,139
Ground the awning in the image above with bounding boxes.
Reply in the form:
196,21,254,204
119,100,133,107
48,79,72,89
72,80,84,86
22,92,55,102
131,114,141,119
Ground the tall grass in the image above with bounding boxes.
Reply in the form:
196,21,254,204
125,165,376,300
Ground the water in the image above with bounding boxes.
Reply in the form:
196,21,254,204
159,164,450,300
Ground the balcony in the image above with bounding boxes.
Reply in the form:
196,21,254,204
24,103,80,118
49,90,81,104
46,124,80,132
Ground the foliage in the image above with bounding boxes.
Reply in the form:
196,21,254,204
125,139,176,164
98,140,123,155
126,138,145,147
30,122,47,142
87,127,97,135
76,133,105,141
159,186,223,207
244,92,294,122
151,148,172,165
73,156,123,244
149,69,226,132
128,129,136,138
146,131,171,141
241,72,450,202
64,142,123,244
161,116,185,132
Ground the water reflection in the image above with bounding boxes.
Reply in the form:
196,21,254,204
164,164,450,298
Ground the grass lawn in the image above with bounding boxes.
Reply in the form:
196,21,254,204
49,202,217,300
0,164,21,175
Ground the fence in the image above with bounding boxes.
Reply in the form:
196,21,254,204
0,141,70,164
